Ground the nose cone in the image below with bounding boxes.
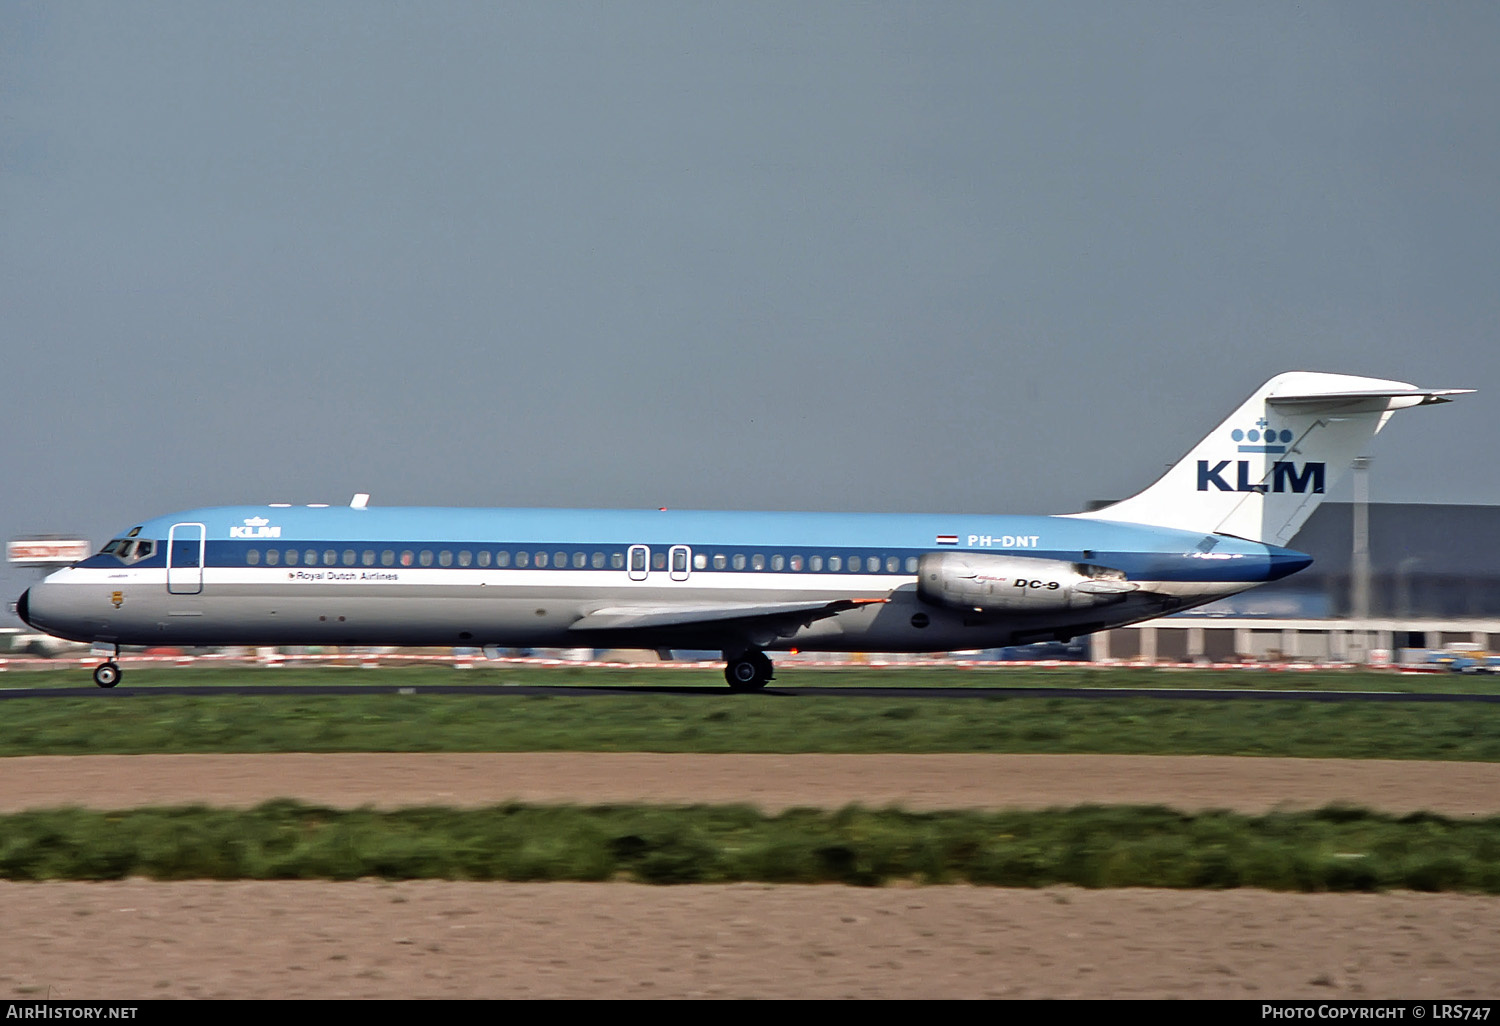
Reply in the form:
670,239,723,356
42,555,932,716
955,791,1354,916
1267,547,1314,581
12,582,93,644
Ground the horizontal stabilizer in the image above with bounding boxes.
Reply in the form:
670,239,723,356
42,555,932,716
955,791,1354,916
1266,388,1472,415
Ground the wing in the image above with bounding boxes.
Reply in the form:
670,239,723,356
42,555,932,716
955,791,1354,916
568,597,888,634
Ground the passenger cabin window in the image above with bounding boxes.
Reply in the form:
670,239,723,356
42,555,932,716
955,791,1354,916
266,549,280,566
246,549,260,565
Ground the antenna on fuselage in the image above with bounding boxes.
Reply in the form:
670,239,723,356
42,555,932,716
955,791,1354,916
350,493,370,510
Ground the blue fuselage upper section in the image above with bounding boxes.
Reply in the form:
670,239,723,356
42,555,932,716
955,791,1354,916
73,505,1311,584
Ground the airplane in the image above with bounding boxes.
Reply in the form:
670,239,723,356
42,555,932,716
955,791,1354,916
16,371,1470,689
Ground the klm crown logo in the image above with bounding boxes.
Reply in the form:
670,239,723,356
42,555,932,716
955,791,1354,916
1231,418,1293,454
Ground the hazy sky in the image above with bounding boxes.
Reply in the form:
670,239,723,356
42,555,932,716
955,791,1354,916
3,2,1497,591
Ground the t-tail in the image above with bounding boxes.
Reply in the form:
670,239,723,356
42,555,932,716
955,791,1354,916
1069,372,1472,546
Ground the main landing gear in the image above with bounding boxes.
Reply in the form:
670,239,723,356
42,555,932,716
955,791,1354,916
93,644,121,688
724,650,774,691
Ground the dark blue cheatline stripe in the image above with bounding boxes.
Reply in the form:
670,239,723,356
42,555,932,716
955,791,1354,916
76,540,1299,583
222,541,925,576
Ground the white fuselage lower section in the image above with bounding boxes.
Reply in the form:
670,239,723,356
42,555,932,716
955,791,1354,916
26,562,1249,653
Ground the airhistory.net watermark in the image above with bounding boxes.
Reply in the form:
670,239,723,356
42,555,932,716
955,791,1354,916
4,1008,137,1019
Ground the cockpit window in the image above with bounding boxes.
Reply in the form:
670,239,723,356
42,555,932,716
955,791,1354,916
100,538,154,563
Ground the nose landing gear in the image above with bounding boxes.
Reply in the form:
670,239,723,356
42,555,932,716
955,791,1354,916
93,643,121,688
723,650,774,691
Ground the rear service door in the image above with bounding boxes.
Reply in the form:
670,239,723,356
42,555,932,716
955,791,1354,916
166,522,206,595
627,544,649,582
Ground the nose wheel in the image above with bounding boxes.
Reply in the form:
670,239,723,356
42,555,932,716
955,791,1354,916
723,650,773,691
93,662,121,688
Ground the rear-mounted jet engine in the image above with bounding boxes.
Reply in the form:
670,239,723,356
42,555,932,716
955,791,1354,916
916,552,1138,613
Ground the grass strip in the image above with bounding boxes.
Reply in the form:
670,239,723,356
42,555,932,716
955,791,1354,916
1,693,1498,760
2,801,1498,891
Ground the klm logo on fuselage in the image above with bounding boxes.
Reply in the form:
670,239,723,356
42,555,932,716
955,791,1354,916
1197,460,1324,494
229,516,282,539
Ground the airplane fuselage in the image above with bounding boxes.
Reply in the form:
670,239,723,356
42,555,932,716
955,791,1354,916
20,504,1309,656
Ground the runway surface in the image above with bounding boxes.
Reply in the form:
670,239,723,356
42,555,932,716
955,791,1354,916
2,682,1499,702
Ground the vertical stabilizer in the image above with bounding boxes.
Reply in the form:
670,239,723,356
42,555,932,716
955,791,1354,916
1068,372,1470,545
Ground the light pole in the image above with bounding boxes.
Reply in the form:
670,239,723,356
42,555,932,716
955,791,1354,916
1351,456,1372,663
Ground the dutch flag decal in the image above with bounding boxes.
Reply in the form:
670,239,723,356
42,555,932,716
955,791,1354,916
936,534,958,546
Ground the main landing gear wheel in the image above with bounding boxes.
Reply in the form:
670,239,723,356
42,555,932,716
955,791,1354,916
724,651,773,691
93,662,121,689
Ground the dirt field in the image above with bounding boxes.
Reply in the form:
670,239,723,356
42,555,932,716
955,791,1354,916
2,752,1497,1000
